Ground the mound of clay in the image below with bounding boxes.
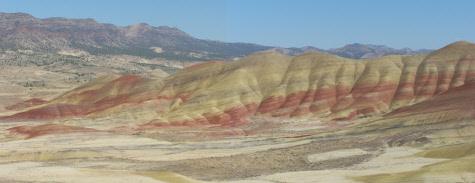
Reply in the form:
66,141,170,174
2,104,88,121
8,124,99,139
2,41,475,128
5,98,48,111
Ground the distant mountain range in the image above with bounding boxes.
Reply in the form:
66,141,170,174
272,43,433,59
0,12,434,61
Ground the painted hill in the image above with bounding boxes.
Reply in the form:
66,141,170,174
2,41,474,128
345,78,475,183
346,80,474,142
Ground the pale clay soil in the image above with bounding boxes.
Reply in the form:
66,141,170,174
0,117,472,183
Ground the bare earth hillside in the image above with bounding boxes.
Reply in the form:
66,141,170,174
0,41,473,183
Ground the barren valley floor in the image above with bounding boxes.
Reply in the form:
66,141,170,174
0,114,473,182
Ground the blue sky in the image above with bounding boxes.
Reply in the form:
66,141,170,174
0,0,473,49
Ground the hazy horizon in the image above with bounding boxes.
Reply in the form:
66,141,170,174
1,0,473,50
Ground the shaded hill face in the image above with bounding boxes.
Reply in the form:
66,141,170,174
0,12,432,61
2,41,474,128
345,80,475,141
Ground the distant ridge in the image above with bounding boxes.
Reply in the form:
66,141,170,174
0,12,433,61
270,43,433,59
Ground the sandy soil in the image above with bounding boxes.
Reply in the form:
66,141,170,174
0,112,473,182
1,127,471,183
257,147,447,183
